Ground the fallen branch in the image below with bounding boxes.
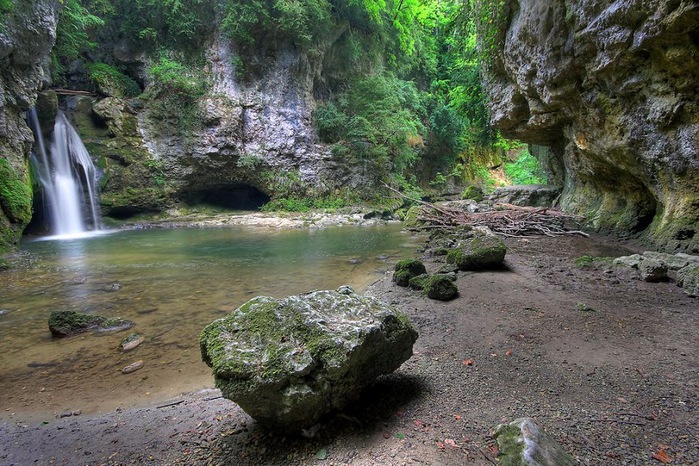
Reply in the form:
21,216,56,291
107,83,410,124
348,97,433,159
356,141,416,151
157,400,185,409
50,88,96,96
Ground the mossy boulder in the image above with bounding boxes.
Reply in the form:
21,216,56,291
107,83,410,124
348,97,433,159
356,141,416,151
393,258,427,287
403,205,425,228
493,417,575,466
48,310,134,338
446,233,507,271
677,264,699,297
461,185,484,202
199,287,418,433
408,273,430,290
425,275,458,301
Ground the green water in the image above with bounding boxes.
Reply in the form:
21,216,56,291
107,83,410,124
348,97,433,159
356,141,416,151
0,224,419,421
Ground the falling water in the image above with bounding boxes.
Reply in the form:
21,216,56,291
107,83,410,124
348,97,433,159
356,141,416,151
29,109,101,236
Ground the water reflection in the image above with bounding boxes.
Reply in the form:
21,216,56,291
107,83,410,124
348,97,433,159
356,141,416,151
0,224,420,421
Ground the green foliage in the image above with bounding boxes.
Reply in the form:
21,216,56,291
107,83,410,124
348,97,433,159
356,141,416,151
316,73,424,178
52,0,104,81
220,0,332,50
237,153,264,169
85,63,141,98
147,55,208,101
261,196,348,212
86,0,215,50
504,149,547,185
0,158,32,226
0,0,14,15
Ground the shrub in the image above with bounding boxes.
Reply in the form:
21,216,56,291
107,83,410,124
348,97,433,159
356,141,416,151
504,149,547,185
85,63,141,98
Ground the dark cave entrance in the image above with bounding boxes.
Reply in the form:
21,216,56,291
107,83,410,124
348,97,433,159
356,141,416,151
185,184,271,211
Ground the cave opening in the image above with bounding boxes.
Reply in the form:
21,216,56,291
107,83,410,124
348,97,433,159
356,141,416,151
185,184,271,211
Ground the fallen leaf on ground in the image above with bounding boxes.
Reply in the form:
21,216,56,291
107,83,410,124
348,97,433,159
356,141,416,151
652,448,672,463
505,349,513,356
444,438,460,449
462,359,474,366
454,414,462,420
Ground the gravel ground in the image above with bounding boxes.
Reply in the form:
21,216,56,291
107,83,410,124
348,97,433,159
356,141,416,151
1,233,697,465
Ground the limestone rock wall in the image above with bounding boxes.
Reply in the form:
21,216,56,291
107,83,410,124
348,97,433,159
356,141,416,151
485,0,699,252
0,1,59,250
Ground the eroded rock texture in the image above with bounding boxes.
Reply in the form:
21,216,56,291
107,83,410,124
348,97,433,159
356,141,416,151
199,287,418,432
0,1,59,250
486,0,699,252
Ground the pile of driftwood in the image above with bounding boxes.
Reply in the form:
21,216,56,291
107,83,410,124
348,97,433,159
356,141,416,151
415,202,589,238
383,183,589,238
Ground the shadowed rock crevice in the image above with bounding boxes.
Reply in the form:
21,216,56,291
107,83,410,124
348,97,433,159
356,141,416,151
183,184,271,211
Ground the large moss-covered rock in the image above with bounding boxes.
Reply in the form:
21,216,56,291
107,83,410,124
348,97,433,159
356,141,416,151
485,1,699,252
446,232,507,270
199,287,418,432
48,310,134,337
493,418,575,466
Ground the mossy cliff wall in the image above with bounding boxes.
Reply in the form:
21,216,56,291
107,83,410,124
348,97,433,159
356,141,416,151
0,1,59,252
68,24,372,218
485,0,699,252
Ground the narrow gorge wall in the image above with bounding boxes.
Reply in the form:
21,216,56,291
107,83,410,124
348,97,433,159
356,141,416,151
0,1,58,251
486,0,699,252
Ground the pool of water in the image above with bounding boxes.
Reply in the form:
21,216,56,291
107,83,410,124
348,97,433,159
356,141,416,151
0,224,420,421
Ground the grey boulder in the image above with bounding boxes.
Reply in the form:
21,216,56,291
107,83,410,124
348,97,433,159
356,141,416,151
199,287,418,432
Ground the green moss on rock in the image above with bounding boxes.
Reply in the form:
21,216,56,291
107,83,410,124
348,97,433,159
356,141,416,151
403,205,425,228
446,234,507,270
461,185,484,202
393,258,427,287
425,275,458,301
199,288,418,432
48,310,134,337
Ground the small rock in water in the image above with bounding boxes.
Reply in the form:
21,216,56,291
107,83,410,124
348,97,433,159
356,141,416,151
120,333,145,352
121,360,144,374
136,307,158,315
108,283,122,292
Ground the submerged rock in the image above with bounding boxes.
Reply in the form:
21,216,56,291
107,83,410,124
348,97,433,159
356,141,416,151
121,360,144,374
120,333,145,351
48,310,134,338
493,417,575,466
199,287,418,432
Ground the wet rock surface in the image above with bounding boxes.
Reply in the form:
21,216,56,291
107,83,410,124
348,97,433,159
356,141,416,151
485,0,699,252
48,310,134,338
199,287,418,432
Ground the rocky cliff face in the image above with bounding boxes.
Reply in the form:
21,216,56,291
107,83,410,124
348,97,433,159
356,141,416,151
69,27,370,218
485,0,699,252
0,1,58,251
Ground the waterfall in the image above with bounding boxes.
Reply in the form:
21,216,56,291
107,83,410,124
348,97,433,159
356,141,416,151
29,109,102,237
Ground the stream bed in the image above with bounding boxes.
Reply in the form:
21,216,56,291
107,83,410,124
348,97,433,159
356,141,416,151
0,223,420,421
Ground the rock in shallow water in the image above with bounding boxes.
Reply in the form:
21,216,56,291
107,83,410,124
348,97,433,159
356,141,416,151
199,287,418,432
48,310,134,338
